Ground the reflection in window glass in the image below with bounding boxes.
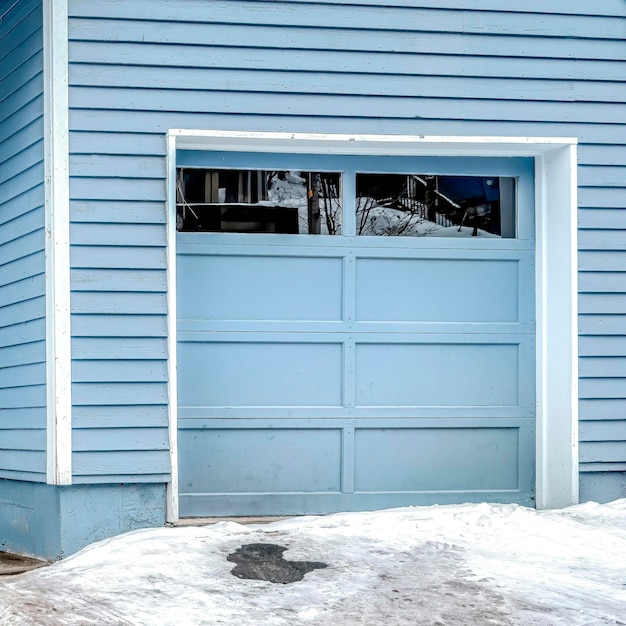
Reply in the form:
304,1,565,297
176,168,342,234
356,174,516,238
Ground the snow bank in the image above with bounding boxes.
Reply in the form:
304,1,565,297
1,501,625,625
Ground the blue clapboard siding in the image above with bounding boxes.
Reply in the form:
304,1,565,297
0,0,46,482
66,0,626,494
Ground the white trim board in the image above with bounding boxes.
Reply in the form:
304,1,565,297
165,132,179,522
43,0,72,485
166,130,579,513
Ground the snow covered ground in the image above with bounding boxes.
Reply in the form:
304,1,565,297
1,500,625,625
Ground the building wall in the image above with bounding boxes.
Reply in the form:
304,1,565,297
0,0,46,481
66,0,626,498
0,479,165,559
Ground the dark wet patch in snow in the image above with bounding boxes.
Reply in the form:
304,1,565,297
227,543,327,584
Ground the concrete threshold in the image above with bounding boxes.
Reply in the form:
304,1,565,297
0,552,48,576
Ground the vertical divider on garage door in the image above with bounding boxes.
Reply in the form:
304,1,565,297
342,171,357,495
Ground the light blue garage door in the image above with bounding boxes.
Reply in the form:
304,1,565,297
176,152,535,516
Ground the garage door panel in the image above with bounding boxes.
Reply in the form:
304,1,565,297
354,427,520,492
355,342,520,407
356,257,520,323
177,254,344,321
178,341,343,407
177,420,535,514
179,428,342,494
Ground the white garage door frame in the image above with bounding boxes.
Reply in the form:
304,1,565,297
164,130,579,522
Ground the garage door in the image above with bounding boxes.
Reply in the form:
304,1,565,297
176,152,535,516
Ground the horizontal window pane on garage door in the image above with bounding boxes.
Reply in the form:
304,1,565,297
177,168,342,234
355,174,516,238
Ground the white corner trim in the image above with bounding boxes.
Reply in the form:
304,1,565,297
44,0,72,485
166,130,579,515
165,132,179,523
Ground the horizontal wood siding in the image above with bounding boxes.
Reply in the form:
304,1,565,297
0,0,46,482
67,0,626,489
